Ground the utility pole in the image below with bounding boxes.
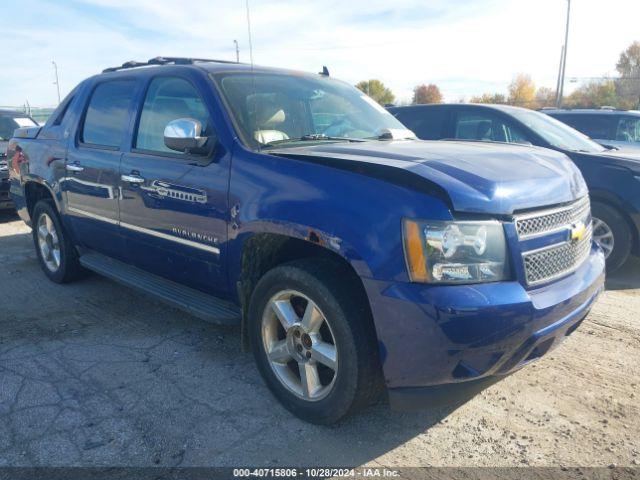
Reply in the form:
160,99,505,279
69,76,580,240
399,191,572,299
555,45,564,100
52,60,61,104
234,39,240,63
555,0,571,107
245,0,254,67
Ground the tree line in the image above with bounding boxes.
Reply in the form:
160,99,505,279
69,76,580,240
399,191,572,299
355,41,640,110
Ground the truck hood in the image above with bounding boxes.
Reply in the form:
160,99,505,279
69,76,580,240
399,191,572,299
272,140,587,215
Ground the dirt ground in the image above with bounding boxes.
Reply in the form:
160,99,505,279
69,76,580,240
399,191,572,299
0,211,638,468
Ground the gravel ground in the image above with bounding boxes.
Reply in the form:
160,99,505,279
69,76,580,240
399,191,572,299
0,211,638,468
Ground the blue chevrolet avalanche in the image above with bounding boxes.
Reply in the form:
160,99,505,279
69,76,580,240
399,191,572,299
7,58,604,424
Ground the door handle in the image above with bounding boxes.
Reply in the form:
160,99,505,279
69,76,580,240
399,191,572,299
121,174,145,184
65,164,84,173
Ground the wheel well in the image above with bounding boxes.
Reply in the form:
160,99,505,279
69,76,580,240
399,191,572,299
237,233,374,349
24,182,55,221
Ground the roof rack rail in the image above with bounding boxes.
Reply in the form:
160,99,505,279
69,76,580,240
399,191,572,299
102,56,242,73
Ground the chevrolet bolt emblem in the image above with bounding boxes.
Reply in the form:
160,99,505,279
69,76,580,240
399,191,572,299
570,221,587,242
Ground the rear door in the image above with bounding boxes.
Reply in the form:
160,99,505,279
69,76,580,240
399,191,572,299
118,74,231,296
64,78,138,259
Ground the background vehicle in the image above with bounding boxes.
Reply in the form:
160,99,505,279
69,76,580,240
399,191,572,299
542,108,640,153
1,110,38,210
389,103,640,272
7,58,604,423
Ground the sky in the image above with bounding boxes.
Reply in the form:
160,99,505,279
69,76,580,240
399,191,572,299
2,0,639,107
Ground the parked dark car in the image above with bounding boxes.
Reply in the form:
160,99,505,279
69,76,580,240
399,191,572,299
389,103,640,271
1,110,38,210
541,108,640,153
8,58,604,423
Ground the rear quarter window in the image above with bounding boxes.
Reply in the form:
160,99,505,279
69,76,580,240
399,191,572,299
81,79,136,147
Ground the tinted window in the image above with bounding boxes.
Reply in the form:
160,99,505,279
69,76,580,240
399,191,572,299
82,80,136,147
392,108,446,140
453,111,530,144
51,95,74,126
552,114,614,139
136,77,210,154
615,116,640,142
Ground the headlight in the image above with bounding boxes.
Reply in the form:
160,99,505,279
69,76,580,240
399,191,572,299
403,219,509,284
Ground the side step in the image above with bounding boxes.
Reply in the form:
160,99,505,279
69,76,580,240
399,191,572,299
79,252,241,325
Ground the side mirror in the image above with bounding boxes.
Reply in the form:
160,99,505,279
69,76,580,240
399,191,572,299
164,118,209,153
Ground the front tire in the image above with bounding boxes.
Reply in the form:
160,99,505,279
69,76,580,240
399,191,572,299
591,201,632,273
248,259,382,424
32,200,83,283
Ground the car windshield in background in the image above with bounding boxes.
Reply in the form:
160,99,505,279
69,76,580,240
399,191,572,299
212,72,408,149
0,116,37,140
510,109,606,153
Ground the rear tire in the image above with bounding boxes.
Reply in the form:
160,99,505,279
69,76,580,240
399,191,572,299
248,259,382,424
591,201,632,273
32,200,83,283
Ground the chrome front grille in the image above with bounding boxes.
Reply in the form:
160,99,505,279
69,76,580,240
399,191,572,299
515,196,590,239
522,224,592,285
514,196,593,286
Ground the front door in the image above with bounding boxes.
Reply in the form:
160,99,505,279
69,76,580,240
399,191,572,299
64,78,138,259
118,75,230,296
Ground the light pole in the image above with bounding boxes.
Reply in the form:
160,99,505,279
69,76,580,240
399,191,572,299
245,0,254,67
555,0,571,107
234,39,240,63
52,60,61,104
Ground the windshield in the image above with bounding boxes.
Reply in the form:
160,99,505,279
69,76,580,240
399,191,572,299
212,72,409,148
0,116,37,141
509,108,606,153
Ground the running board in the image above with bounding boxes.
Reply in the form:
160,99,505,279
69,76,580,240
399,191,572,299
79,252,241,325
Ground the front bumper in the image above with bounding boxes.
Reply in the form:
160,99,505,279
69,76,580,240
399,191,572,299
363,245,605,409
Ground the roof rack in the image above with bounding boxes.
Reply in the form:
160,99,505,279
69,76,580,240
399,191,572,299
102,56,242,73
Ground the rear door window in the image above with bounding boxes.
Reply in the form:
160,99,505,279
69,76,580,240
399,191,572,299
453,111,531,144
81,79,136,148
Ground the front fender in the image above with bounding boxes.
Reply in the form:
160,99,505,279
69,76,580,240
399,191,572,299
226,144,453,295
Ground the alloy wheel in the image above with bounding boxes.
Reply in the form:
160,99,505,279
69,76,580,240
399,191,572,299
261,289,338,401
37,213,61,272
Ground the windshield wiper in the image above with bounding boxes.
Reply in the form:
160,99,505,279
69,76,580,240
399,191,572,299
262,134,366,148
